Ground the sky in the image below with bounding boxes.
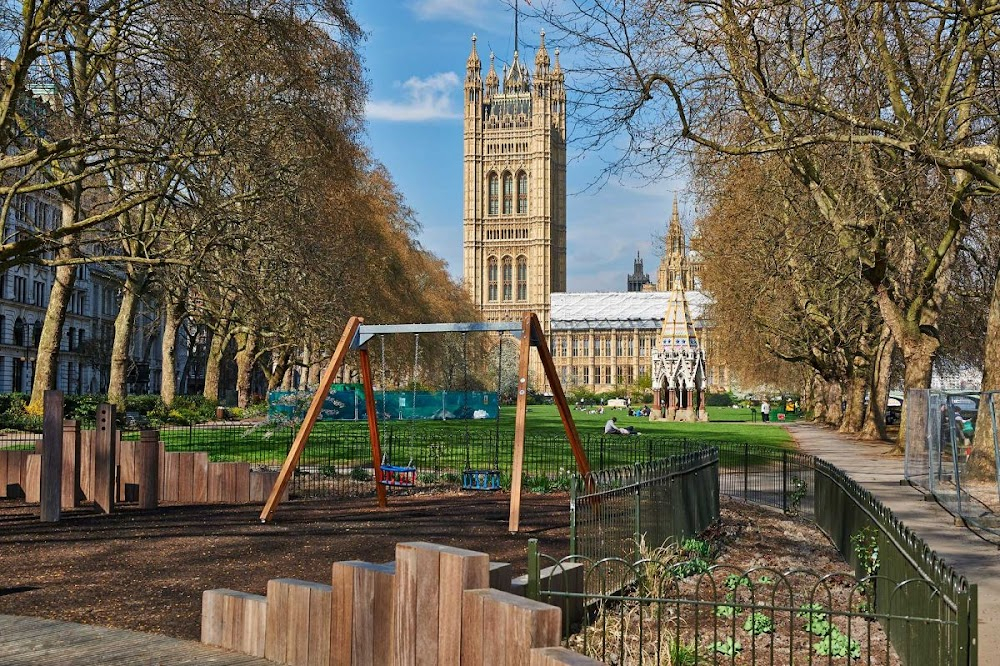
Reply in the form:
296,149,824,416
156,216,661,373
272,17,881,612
353,0,690,292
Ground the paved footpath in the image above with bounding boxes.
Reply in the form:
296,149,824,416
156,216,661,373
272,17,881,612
0,614,279,665
787,422,998,663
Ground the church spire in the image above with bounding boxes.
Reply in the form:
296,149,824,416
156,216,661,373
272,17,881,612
485,52,499,96
667,194,685,255
534,30,550,75
466,34,481,85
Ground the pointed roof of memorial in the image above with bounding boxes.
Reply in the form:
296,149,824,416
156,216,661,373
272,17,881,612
658,275,700,351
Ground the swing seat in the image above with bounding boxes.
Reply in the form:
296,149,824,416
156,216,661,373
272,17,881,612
462,469,501,491
380,464,416,487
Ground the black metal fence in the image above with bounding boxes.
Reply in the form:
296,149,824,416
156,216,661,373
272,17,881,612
528,446,977,666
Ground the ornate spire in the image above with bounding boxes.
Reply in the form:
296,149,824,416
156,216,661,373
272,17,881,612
553,47,562,76
534,30,550,75
667,194,685,255
485,52,499,96
466,34,481,84
504,50,530,94
658,275,699,353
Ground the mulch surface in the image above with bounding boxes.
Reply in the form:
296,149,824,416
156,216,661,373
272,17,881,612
0,492,569,641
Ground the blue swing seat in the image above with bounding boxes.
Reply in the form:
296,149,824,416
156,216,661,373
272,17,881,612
462,469,501,491
380,463,416,487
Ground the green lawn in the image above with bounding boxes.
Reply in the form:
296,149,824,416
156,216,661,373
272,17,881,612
146,404,792,473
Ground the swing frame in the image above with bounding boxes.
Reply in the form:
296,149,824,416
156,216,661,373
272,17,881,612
259,312,592,532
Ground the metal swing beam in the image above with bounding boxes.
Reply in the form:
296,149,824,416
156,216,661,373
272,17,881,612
259,313,591,533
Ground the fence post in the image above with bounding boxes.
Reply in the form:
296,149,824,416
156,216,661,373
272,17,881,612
743,443,749,501
40,390,64,522
569,477,578,557
782,451,788,513
527,538,540,601
634,465,642,561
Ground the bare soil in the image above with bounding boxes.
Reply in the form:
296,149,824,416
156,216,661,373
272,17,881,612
0,492,569,641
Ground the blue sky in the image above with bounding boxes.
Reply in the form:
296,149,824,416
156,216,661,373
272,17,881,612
354,0,689,292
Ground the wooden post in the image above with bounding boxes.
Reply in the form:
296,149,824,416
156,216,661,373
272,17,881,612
260,316,363,522
508,313,534,533
529,315,591,479
138,430,159,509
94,403,116,514
40,390,64,522
61,419,80,509
359,348,387,508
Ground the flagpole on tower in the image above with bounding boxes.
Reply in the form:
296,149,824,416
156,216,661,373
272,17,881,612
514,0,519,54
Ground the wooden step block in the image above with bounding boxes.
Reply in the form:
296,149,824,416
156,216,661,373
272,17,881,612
250,470,288,503
201,589,268,657
530,647,605,665
461,589,561,666
24,454,40,503
330,561,395,666
61,420,81,509
511,563,585,629
394,542,489,666
490,562,512,593
0,450,28,499
265,578,332,666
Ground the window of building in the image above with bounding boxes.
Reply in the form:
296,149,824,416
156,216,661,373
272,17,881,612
626,366,634,384
501,256,513,300
0,315,4,344
570,366,578,383
487,257,498,302
583,367,589,384
571,337,578,357
77,329,84,350
560,336,568,357
67,327,75,351
617,367,624,384
517,172,528,214
516,256,527,300
502,173,513,215
604,366,612,384
628,338,634,356
616,338,623,356
12,358,22,392
32,320,41,347
33,280,44,307
13,276,26,303
488,173,499,216
582,338,589,355
561,366,568,384
594,337,601,357
13,318,24,346
0,271,6,299
605,338,612,357
639,337,646,354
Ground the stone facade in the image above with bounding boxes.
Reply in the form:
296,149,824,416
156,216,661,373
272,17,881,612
462,33,566,334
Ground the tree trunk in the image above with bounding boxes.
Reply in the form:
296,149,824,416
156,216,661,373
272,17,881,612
824,381,844,426
268,349,290,391
839,371,867,434
860,324,894,441
107,267,148,409
202,328,228,403
159,295,184,406
809,374,827,423
28,259,76,413
968,266,1000,477
234,330,258,408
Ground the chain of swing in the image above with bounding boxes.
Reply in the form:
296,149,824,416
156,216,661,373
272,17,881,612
374,331,504,490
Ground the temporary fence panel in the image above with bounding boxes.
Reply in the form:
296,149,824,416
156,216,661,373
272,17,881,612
268,389,499,422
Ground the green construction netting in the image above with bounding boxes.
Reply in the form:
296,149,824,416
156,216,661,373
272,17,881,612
268,388,499,422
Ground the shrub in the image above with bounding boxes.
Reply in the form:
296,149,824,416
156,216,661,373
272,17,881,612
813,627,860,659
706,391,735,407
349,466,371,482
743,612,774,635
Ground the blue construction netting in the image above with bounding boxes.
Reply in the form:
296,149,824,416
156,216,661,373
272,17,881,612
267,389,500,422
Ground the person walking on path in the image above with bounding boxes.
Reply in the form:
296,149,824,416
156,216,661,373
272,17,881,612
761,399,770,423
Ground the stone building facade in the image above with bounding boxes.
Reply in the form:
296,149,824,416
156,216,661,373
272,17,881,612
462,33,566,334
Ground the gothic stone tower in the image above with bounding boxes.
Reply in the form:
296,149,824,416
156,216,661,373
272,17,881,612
656,196,698,291
463,33,567,334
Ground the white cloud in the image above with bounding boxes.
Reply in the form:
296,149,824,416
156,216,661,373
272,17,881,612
366,72,462,122
409,0,497,24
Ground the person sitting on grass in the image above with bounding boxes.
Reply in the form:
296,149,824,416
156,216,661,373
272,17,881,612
604,417,636,436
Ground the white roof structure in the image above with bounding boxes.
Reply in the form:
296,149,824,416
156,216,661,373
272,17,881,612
550,291,709,331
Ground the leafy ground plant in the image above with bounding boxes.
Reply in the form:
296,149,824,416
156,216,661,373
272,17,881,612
711,637,742,656
814,626,861,660
743,612,775,635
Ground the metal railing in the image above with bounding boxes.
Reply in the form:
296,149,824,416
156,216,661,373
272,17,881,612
530,446,977,666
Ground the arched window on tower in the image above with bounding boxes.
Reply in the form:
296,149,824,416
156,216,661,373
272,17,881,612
487,257,498,302
517,172,528,214
516,255,528,301
501,256,513,301
502,173,513,215
487,173,499,216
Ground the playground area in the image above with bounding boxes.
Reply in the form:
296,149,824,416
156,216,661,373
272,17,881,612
0,492,570,641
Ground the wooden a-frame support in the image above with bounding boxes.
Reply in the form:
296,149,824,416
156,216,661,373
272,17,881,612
259,312,591,532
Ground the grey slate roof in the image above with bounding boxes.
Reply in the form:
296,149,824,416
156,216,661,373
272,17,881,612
550,291,709,331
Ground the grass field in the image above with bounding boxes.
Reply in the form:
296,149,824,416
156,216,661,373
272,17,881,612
146,405,794,474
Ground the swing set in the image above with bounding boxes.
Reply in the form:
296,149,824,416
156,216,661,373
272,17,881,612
259,312,591,532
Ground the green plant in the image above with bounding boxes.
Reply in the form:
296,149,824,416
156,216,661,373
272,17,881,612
724,574,752,592
786,476,807,515
319,464,339,478
681,538,712,559
711,638,742,656
743,612,774,635
715,604,738,619
758,575,774,585
851,526,880,613
671,557,711,578
666,639,699,666
803,614,831,636
418,471,439,484
813,627,861,659
349,466,371,482
796,603,826,618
